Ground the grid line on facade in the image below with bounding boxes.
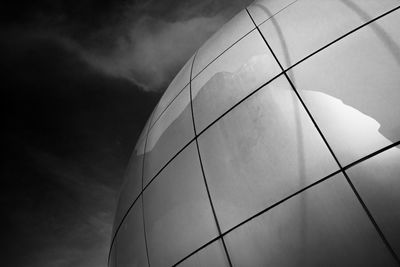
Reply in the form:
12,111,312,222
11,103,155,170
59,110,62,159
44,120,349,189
245,6,400,264
189,49,234,267
341,171,400,263
149,83,188,130
109,3,400,266
173,145,400,264
141,110,156,267
173,4,400,263
172,169,341,266
107,109,155,267
109,137,400,267
141,3,400,203
173,135,400,266
142,138,196,192
256,0,300,27
344,141,400,171
150,0,301,130
283,4,400,73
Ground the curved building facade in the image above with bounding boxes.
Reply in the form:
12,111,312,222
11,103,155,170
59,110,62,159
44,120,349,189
109,0,400,266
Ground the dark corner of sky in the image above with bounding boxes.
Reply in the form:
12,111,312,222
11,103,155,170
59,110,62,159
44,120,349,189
1,1,158,266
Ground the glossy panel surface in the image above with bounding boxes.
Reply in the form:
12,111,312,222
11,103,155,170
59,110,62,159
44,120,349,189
143,85,194,186
198,76,338,231
192,30,281,132
258,0,400,69
111,3,400,266
288,10,400,165
347,145,400,256
113,116,150,235
109,243,116,267
144,143,218,267
178,240,229,267
192,10,254,77
225,174,397,266
116,197,148,267
247,0,297,26
151,56,194,127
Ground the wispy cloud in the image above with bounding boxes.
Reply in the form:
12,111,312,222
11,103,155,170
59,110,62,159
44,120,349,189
62,0,253,92
2,0,253,92
78,15,226,91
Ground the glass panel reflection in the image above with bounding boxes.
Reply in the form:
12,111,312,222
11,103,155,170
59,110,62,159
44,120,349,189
116,197,148,267
197,76,338,232
192,30,281,133
247,0,297,26
258,0,400,69
151,55,194,127
288,10,400,165
192,9,255,77
178,239,229,267
144,143,219,267
347,145,400,256
143,85,194,186
225,174,397,267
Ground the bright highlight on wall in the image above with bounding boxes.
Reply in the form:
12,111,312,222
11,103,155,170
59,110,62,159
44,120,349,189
110,0,400,266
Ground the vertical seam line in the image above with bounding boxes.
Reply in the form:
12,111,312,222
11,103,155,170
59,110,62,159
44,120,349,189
141,111,156,267
189,49,234,267
245,7,400,265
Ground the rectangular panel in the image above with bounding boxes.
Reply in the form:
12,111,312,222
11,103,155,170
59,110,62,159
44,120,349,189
192,9,255,77
258,0,400,69
192,30,281,133
151,55,194,127
288,10,400,165
177,239,229,267
247,0,297,26
116,197,148,267
143,85,194,186
347,145,400,256
197,76,338,232
144,142,219,267
225,174,397,266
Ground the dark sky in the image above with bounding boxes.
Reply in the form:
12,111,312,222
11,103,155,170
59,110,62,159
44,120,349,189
0,0,251,266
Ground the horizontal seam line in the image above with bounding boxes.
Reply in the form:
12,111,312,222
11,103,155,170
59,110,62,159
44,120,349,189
191,28,256,81
257,0,300,27
149,83,189,130
171,169,341,266
197,72,282,136
284,4,400,72
343,140,400,171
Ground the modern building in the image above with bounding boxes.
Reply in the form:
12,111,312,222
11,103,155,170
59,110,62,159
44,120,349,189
109,0,400,266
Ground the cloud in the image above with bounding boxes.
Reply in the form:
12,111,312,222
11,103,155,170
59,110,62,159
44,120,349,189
61,0,253,92
2,0,253,92
78,15,226,91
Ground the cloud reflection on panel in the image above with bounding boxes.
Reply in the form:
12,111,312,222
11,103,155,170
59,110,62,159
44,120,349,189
192,29,281,133
301,91,399,163
288,7,400,165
